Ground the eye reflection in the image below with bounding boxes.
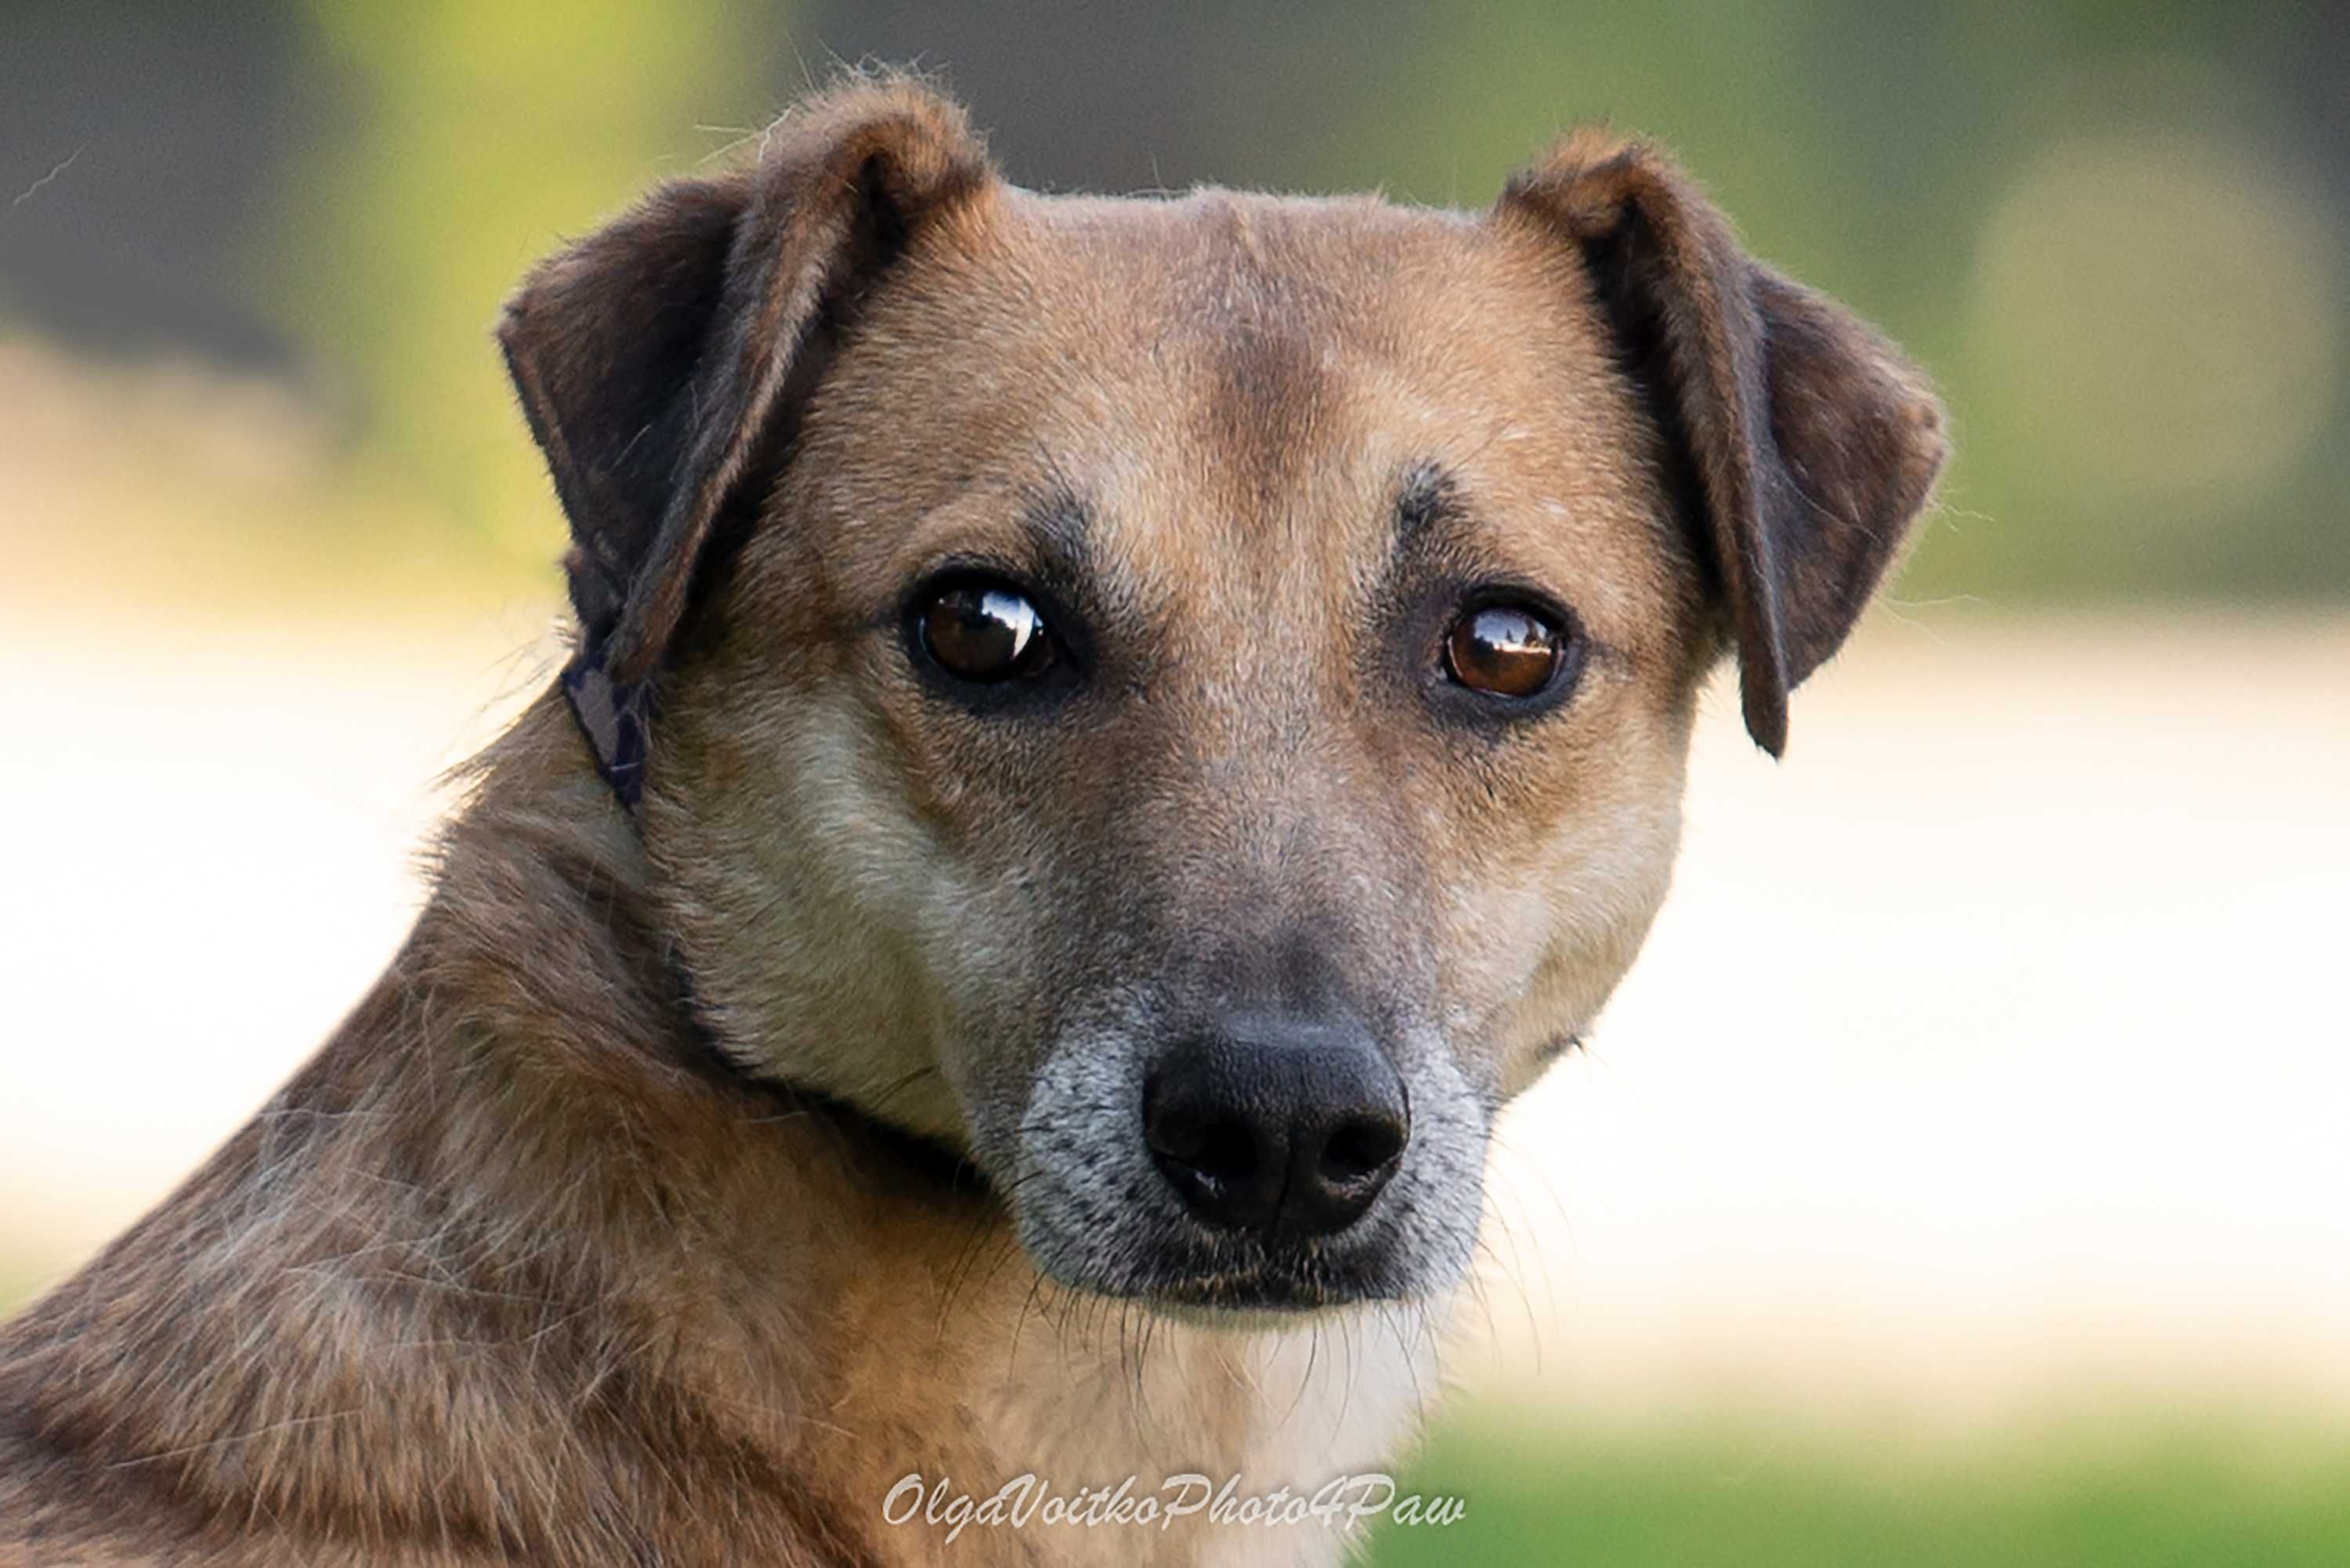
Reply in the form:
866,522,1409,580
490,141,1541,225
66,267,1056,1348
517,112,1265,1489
920,580,1058,682
1444,602,1563,699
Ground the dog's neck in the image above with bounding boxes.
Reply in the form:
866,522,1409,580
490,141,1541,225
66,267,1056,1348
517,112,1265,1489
1,692,1441,1567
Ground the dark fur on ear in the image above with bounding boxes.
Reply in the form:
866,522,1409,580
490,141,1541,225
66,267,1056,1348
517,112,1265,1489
499,78,995,684
1500,132,1947,755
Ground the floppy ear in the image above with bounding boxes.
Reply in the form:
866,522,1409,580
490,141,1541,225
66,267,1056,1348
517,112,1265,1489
1499,132,1946,755
498,78,995,688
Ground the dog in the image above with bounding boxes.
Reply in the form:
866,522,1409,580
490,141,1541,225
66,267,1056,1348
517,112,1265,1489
0,77,1942,1566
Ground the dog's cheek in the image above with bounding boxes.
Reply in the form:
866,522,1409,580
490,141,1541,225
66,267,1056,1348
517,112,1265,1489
1485,789,1686,1101
1426,675,1699,1100
1408,714,1687,1103
671,622,1108,1155
903,864,1077,1162
646,683,975,1136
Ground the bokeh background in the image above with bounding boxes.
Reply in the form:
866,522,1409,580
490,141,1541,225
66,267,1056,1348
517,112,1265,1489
5,3,2346,1562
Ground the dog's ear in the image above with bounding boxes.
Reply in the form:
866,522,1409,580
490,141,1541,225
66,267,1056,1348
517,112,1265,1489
499,79,995,684
1498,132,1945,755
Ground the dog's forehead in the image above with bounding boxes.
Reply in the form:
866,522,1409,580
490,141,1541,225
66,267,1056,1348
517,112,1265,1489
989,185,1641,484
795,182,1679,649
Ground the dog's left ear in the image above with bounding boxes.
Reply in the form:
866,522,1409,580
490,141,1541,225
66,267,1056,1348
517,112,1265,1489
1498,132,1946,755
499,79,996,686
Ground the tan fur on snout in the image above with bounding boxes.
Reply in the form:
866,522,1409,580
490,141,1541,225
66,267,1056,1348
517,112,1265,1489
0,76,1943,1566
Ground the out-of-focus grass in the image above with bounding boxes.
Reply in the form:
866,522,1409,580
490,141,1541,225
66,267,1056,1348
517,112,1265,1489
1369,1408,2350,1568
13,1263,2349,1564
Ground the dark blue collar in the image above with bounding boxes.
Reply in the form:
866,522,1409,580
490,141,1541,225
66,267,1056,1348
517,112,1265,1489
561,652,650,812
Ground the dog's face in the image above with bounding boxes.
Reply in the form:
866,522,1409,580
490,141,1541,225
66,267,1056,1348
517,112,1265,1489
663,190,1708,1309
500,84,1943,1316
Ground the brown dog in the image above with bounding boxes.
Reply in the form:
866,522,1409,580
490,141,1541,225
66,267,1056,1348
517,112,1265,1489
0,78,1941,1566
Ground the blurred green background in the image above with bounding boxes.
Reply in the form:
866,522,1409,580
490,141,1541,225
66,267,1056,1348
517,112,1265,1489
5,4,2347,1563
4,0,2345,608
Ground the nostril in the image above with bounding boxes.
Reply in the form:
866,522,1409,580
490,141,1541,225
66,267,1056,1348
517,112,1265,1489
1144,1093,1206,1163
1320,1115,1406,1184
1147,1095,1259,1183
1187,1119,1259,1185
1144,1074,1284,1232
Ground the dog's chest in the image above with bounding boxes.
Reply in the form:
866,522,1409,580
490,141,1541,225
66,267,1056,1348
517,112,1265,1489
919,1305,1444,1568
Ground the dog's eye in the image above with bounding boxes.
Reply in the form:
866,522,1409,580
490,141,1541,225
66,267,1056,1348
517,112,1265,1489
1443,602,1564,699
919,580,1058,682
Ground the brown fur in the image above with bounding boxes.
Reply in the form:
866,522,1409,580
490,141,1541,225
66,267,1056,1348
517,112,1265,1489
0,78,1943,1566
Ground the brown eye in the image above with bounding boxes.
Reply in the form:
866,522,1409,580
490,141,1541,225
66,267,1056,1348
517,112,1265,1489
1444,602,1564,699
920,580,1057,682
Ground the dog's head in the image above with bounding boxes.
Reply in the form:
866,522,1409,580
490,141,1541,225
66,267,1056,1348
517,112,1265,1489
499,81,1943,1315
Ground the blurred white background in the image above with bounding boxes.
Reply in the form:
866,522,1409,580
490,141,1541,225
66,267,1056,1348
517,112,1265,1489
9,584,2343,1432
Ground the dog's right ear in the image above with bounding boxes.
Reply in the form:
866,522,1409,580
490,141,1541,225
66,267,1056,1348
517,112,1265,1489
499,79,995,685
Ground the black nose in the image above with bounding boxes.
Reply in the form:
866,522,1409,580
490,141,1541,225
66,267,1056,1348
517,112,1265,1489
1142,1016,1409,1238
